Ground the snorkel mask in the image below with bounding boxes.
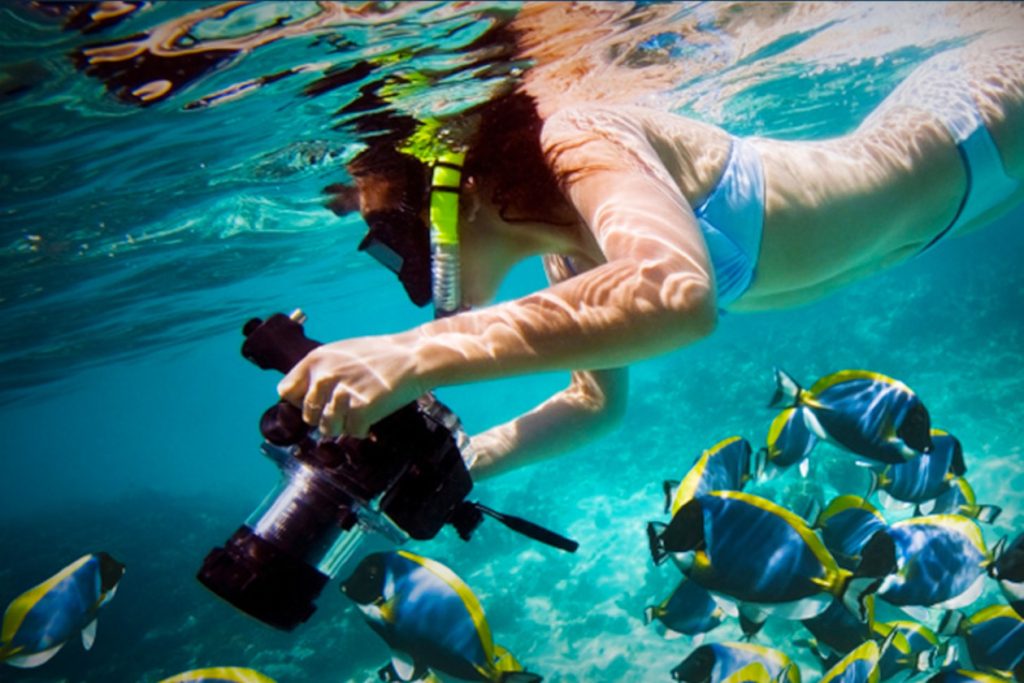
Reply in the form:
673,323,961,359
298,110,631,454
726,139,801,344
358,148,467,319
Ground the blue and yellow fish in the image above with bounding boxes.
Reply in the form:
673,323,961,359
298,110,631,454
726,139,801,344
757,406,819,478
923,476,1003,523
769,368,933,465
940,605,1024,678
879,514,992,610
874,429,965,510
819,631,898,683
989,532,1024,617
0,552,125,668
340,551,541,683
670,641,799,683
644,577,726,640
649,491,891,624
158,668,276,683
814,496,893,574
665,436,753,514
874,620,940,680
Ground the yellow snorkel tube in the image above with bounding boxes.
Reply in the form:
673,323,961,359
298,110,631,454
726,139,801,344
428,149,466,318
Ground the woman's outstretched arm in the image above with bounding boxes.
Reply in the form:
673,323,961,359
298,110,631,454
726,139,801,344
469,366,628,479
279,106,716,440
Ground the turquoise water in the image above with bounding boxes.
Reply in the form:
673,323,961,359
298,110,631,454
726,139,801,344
1,2,1022,681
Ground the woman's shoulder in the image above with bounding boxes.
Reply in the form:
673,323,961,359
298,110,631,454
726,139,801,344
540,103,732,204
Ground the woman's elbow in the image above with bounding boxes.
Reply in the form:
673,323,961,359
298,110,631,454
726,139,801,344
650,270,718,344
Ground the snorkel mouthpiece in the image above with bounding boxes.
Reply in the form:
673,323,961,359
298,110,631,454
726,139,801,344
429,149,466,318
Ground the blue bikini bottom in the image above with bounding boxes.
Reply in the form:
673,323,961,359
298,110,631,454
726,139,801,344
693,136,766,308
921,99,1018,252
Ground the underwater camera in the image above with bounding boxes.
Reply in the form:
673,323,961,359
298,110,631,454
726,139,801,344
198,310,578,631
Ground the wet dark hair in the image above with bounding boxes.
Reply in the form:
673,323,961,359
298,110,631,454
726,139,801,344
465,90,574,225
337,89,573,228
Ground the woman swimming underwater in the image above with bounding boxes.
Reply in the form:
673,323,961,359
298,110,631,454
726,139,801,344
279,3,1024,479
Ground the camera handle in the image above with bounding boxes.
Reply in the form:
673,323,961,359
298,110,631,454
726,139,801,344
451,502,579,553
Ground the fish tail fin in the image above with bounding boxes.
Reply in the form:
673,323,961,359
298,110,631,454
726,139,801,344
643,605,659,625
937,608,965,637
985,536,1008,576
914,640,958,673
769,367,803,408
493,645,542,683
647,522,669,566
837,569,884,623
752,447,768,482
774,663,796,683
971,504,1003,524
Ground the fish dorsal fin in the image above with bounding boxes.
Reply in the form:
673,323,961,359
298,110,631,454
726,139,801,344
4,642,65,669
82,618,98,650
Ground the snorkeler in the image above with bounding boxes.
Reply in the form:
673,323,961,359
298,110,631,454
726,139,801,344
277,6,1024,480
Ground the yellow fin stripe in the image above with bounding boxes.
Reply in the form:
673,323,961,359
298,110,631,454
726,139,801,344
817,495,884,526
884,620,939,645
820,640,880,683
156,667,277,683
398,551,495,664
809,370,908,395
673,452,711,514
766,410,795,456
2,555,92,644
970,604,1021,625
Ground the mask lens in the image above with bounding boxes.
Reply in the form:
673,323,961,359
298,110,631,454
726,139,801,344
358,233,403,274
358,209,432,307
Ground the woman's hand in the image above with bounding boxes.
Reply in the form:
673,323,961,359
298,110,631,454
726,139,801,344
277,334,424,438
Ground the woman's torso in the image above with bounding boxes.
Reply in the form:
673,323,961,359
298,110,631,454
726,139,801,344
544,39,1024,312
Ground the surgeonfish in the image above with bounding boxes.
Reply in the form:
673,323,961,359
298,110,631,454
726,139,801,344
0,552,125,668
670,641,800,683
666,436,753,514
923,476,1003,523
757,406,819,478
874,620,941,681
340,551,542,683
648,491,893,626
879,514,992,610
819,631,898,683
644,577,726,640
939,605,1024,677
800,597,876,663
769,368,933,465
815,496,891,573
989,531,1024,616
157,668,277,683
874,429,966,510
925,670,1013,683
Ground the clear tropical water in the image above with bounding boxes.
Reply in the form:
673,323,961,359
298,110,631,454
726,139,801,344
1,2,1021,682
